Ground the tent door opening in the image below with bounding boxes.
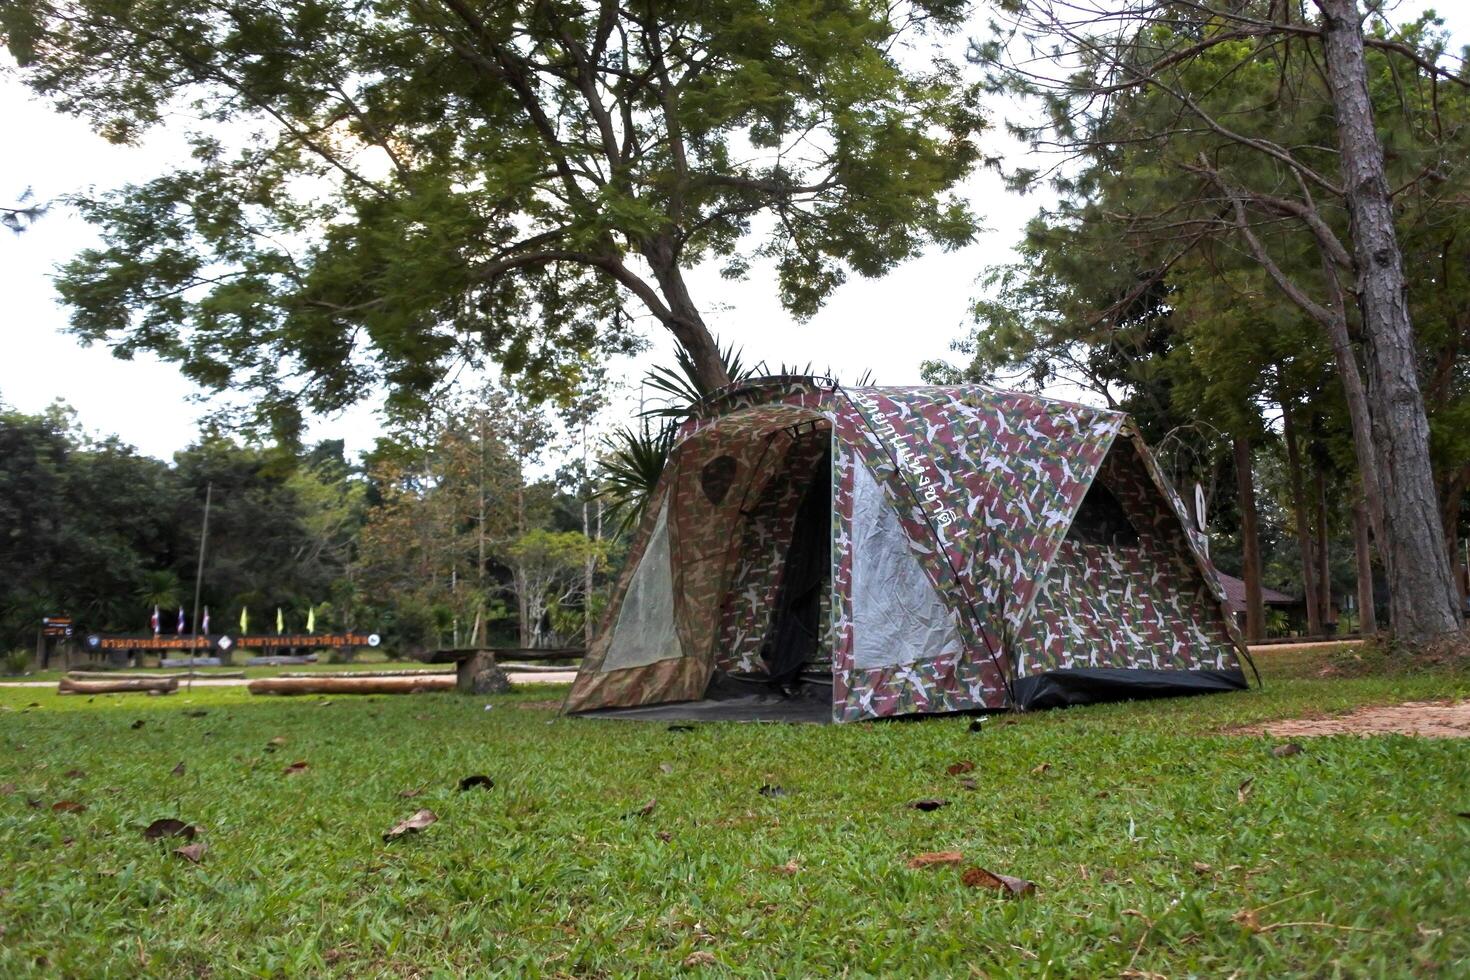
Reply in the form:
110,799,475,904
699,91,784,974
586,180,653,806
758,445,832,686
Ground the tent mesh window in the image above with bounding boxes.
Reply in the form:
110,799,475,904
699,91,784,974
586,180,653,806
1065,481,1140,548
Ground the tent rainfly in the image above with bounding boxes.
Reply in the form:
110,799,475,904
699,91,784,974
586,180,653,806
565,378,1251,723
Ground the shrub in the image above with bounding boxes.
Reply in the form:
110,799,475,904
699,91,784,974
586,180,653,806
3,649,32,676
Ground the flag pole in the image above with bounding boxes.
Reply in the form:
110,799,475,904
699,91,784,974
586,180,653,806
188,481,213,692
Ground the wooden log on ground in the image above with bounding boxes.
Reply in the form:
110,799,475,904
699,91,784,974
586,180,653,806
248,675,456,696
58,676,179,695
277,669,454,679
67,670,246,681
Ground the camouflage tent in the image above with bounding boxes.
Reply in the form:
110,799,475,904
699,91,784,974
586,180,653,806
565,378,1249,722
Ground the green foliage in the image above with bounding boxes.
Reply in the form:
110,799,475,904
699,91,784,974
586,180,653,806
134,571,181,610
940,2,1470,602
1,649,31,675
0,400,364,651
641,337,757,418
598,421,675,534
3,0,983,429
0,653,1466,974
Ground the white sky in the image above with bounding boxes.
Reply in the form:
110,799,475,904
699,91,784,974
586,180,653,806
2,3,1461,462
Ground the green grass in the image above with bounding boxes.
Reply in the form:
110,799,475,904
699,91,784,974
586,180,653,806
1,652,1467,977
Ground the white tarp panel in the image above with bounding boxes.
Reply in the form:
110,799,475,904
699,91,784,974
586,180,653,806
851,459,965,669
600,498,683,672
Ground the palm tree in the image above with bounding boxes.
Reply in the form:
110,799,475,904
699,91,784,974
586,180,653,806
598,421,675,534
135,570,181,610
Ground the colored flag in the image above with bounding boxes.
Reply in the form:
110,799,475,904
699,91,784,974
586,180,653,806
177,606,185,634
306,605,315,634
276,607,284,635
202,607,210,635
150,605,160,636
240,606,249,634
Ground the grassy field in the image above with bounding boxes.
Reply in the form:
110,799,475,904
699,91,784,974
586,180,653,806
1,649,1466,977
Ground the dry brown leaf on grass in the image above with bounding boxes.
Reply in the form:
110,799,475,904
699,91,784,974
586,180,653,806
1272,743,1304,758
1237,778,1255,804
65,769,85,779
961,865,1037,897
51,800,86,814
171,761,186,777
771,860,801,876
398,787,425,799
383,809,438,842
946,760,976,776
283,761,310,775
1031,762,1052,775
1232,907,1261,931
906,851,964,869
173,842,207,863
682,951,716,968
0,783,16,795
624,798,657,819
142,819,197,842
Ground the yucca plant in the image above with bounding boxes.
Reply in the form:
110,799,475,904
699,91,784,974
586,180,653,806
642,338,756,419
598,421,675,534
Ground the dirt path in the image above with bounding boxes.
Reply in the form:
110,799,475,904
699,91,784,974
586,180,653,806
1234,699,1470,738
0,670,578,690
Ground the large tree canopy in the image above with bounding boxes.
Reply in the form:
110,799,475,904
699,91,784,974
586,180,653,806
948,0,1466,642
2,0,983,432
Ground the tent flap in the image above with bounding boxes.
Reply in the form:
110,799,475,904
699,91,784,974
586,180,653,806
850,458,964,670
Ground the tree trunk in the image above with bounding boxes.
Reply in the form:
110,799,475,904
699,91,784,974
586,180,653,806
1234,435,1266,642
514,464,533,649
1317,0,1463,641
1442,463,1468,603
1318,254,1386,546
1281,402,1323,635
582,419,595,651
1352,493,1378,634
1314,463,1333,630
642,235,731,393
477,413,487,647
